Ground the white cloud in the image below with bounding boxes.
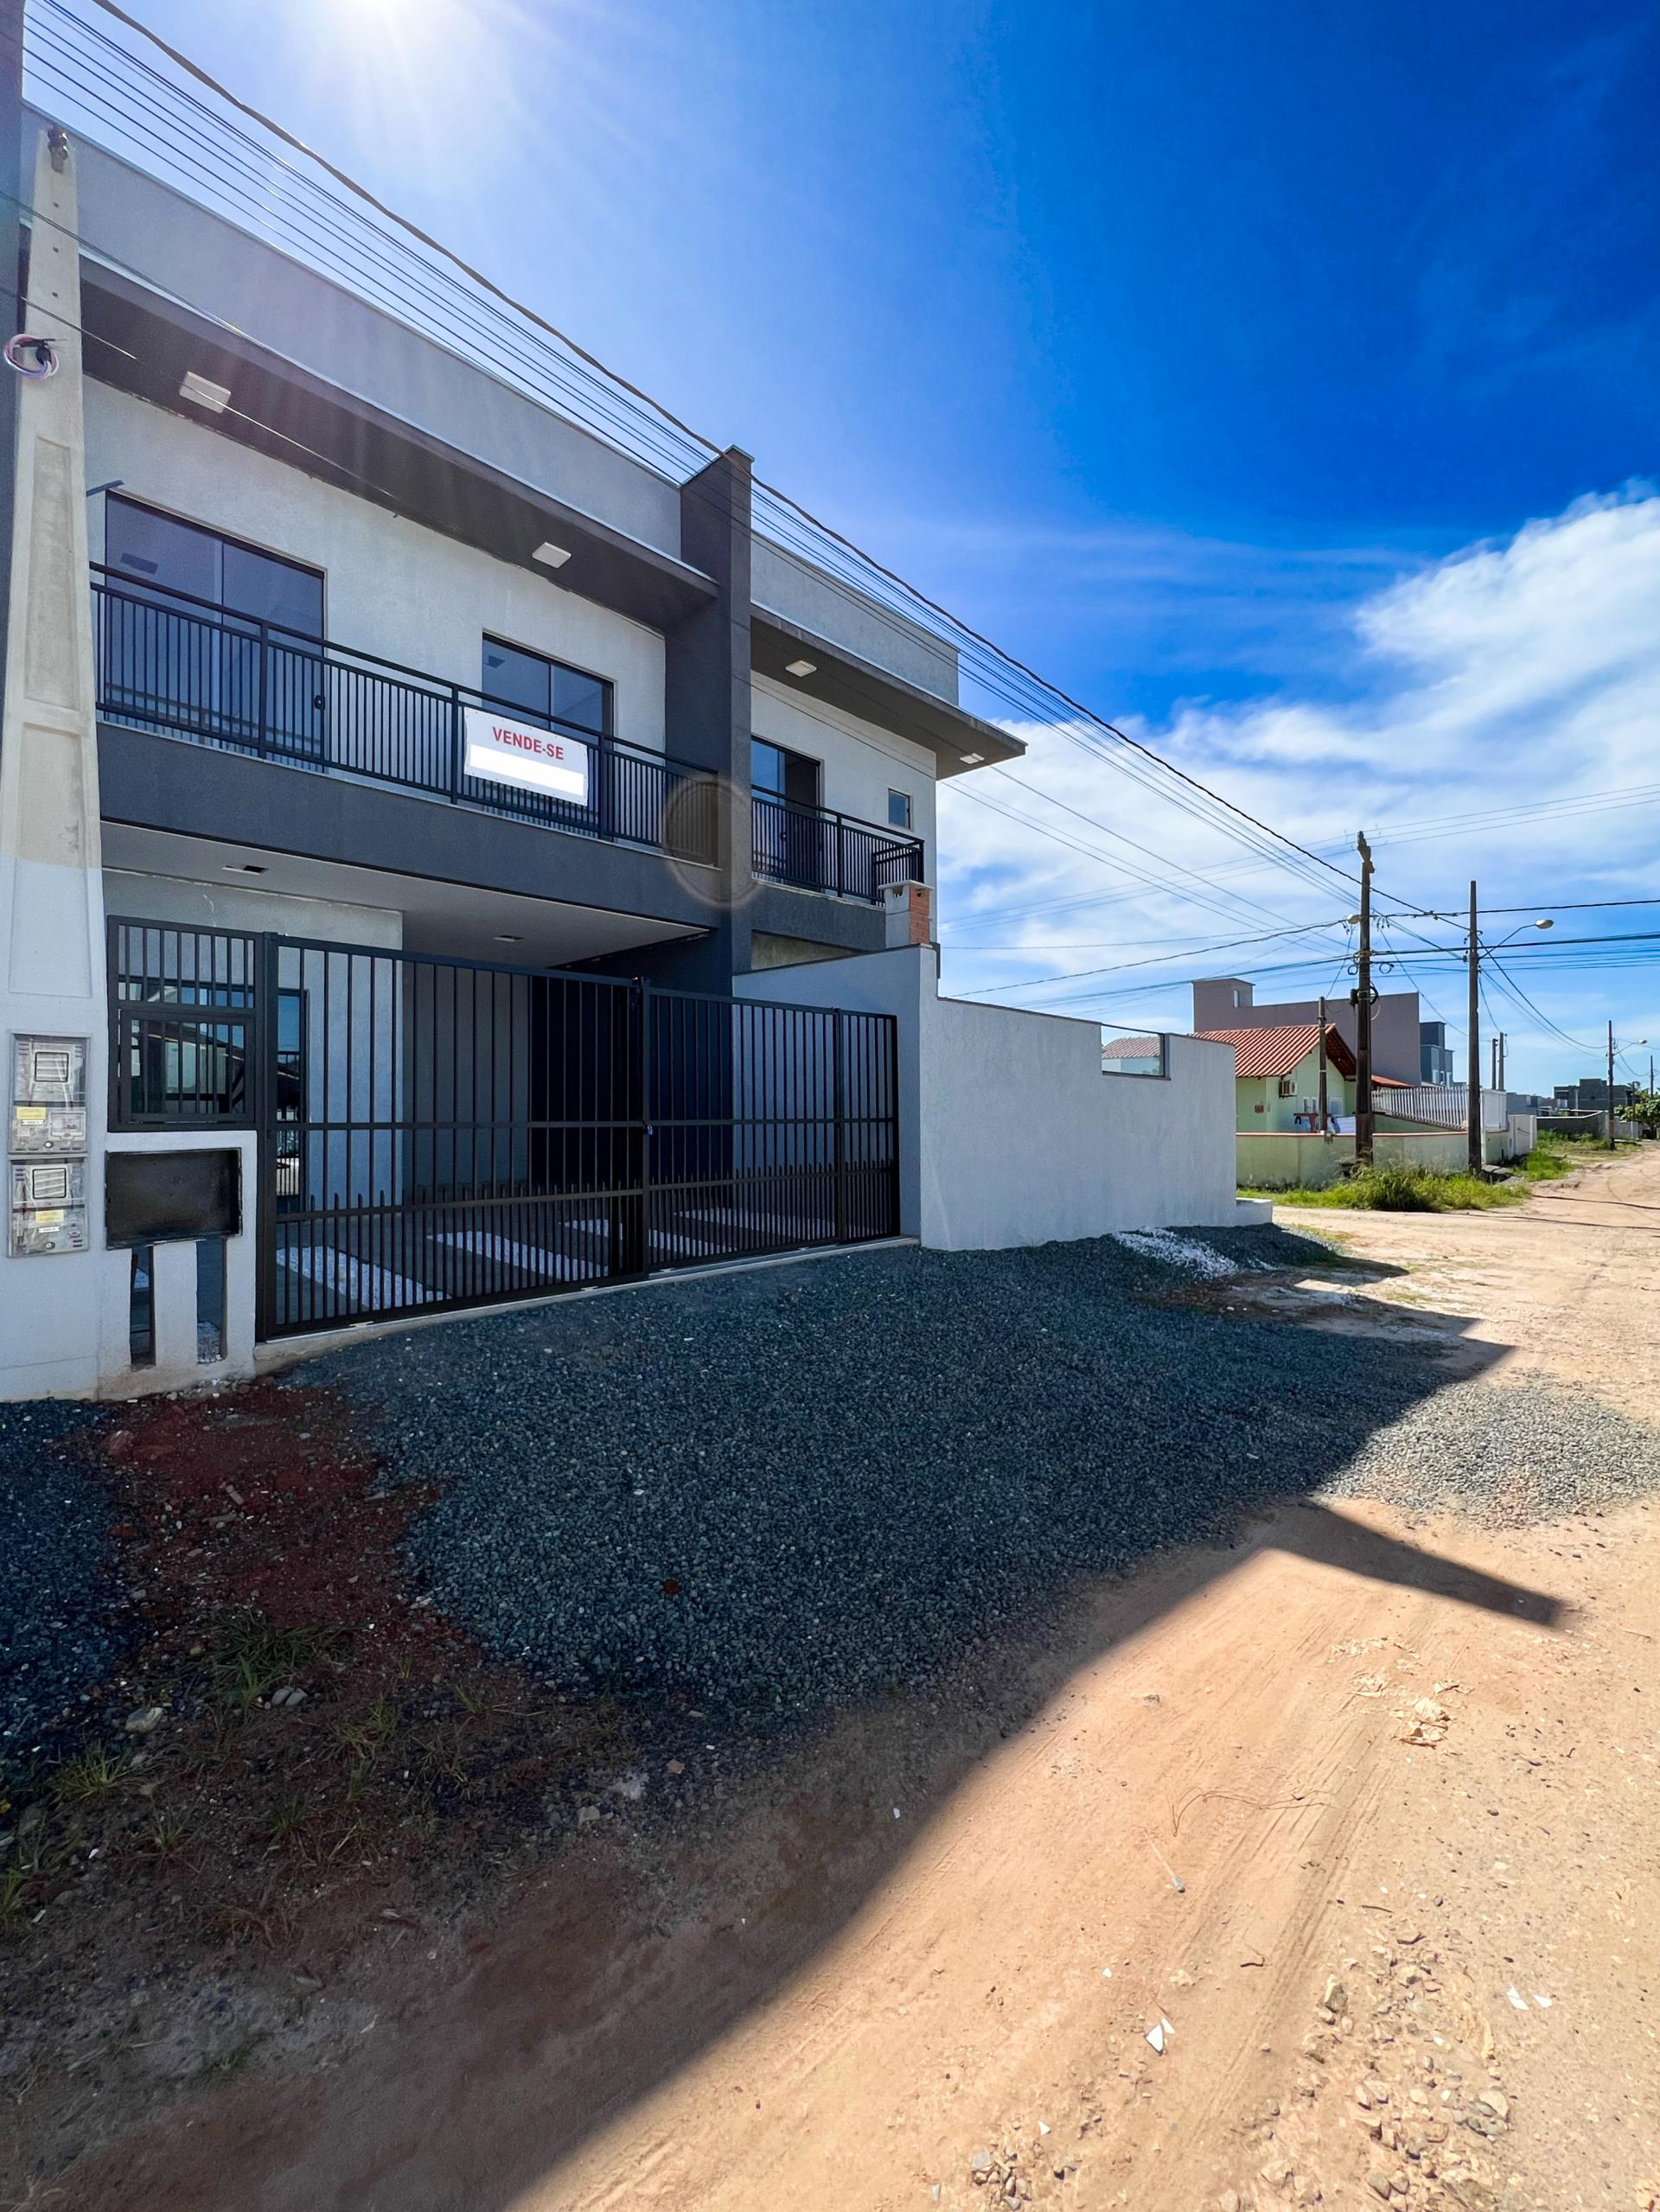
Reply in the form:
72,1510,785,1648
937,488,1660,1088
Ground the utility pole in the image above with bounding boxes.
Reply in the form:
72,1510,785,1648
1318,992,1330,1140
1608,1019,1618,1151
1354,835,1375,1167
1466,881,1482,1175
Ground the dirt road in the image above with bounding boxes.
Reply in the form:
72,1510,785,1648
52,1154,1660,2212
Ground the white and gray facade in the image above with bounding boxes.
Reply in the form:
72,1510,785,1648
0,100,1242,1403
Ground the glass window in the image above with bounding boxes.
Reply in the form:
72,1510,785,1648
482,636,612,736
751,737,820,808
887,788,913,832
221,542,323,636
105,497,322,634
107,500,218,602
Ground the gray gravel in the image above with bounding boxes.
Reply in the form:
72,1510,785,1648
0,1403,119,1762
305,1230,1660,1724
1319,1374,1660,1524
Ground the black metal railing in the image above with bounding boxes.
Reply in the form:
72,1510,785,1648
750,792,923,904
91,568,718,865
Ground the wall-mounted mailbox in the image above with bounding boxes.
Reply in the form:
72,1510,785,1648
105,1148,241,1249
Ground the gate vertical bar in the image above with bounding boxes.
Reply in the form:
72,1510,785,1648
639,979,654,1273
252,931,280,1342
832,1010,848,1244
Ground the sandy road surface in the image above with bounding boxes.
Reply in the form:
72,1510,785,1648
61,1156,1660,2212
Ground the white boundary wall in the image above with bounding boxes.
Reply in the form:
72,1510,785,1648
739,946,1238,1248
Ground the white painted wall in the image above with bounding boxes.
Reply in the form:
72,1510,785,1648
739,946,1238,1247
85,385,669,751
751,673,937,879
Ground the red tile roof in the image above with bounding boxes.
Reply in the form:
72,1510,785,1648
1195,1023,1358,1081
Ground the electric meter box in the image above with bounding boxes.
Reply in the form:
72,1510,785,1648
9,1034,91,1254
10,1157,89,1255
10,1034,88,1156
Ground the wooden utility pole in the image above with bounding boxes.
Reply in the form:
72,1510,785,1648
1608,1020,1618,1151
1466,881,1482,1174
1354,835,1375,1167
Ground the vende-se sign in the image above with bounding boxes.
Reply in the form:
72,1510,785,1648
463,707,591,805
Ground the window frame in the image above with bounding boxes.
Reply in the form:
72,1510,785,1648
887,787,914,832
103,494,326,639
751,736,822,811
480,632,616,741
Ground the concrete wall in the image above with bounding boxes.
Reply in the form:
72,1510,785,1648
751,539,958,704
102,867,402,950
1194,978,1423,1085
751,672,937,874
86,386,670,750
1238,1130,1468,1189
739,946,1238,1247
58,116,689,561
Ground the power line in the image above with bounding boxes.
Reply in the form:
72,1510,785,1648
30,0,1369,906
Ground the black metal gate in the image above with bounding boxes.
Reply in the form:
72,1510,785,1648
109,921,901,1335
255,939,900,1335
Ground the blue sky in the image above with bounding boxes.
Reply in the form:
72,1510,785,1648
39,0,1660,1089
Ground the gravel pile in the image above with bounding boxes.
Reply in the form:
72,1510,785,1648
0,1404,119,1762
1319,1374,1660,1525
307,1232,1660,1724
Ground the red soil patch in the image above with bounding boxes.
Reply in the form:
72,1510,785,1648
1,1376,635,2189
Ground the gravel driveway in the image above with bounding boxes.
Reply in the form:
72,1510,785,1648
306,1227,1660,1722
0,1404,120,1760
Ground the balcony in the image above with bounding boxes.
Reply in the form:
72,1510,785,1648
90,568,718,866
750,793,923,905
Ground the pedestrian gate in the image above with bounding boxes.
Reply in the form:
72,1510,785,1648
108,922,901,1337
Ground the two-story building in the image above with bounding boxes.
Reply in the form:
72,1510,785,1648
0,105,1241,1400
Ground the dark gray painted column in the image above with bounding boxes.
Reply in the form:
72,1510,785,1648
0,0,23,727
648,444,754,991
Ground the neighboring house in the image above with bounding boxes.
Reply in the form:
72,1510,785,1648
1420,1021,1456,1085
1554,1078,1637,1112
0,112,1242,1401
1191,977,1432,1087
1197,1024,1357,1131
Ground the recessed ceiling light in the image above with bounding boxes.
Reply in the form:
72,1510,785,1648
180,370,232,414
222,861,266,874
785,658,817,678
532,542,571,569
959,751,984,766
494,932,522,943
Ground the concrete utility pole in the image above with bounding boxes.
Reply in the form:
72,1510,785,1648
1354,835,1375,1167
1608,1021,1618,1151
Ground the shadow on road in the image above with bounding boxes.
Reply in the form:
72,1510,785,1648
61,1236,1574,2212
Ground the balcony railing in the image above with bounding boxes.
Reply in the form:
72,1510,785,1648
91,567,718,865
750,792,923,905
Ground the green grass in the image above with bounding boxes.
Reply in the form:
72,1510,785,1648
208,1610,348,1710
1254,1163,1525,1213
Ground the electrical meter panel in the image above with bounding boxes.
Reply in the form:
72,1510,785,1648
8,1035,91,1255
10,1157,88,1255
10,1034,88,1156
